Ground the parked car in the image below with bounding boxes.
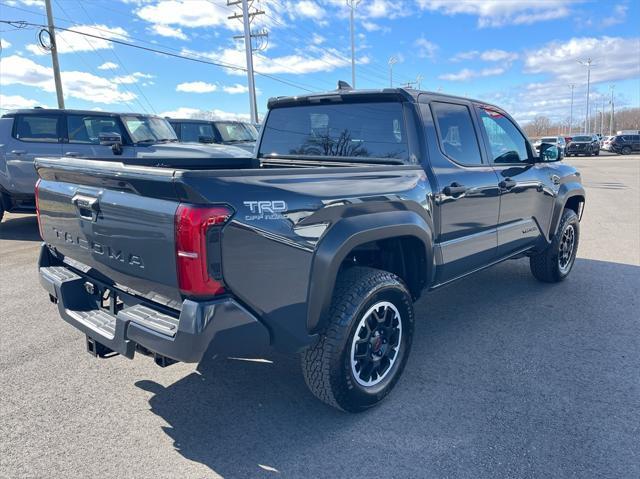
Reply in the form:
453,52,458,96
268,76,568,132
0,109,250,222
600,135,613,149
534,136,566,158
169,118,258,152
35,86,584,412
609,134,640,155
565,134,600,156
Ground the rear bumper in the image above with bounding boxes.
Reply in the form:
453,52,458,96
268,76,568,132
38,245,270,363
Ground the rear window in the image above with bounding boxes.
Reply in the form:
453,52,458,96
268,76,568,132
572,136,591,141
259,102,409,162
14,115,60,143
540,137,556,143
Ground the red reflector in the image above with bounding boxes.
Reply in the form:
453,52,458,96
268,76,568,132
35,178,44,239
175,204,231,297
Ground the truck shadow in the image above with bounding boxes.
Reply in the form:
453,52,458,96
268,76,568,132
136,257,640,478
0,214,40,241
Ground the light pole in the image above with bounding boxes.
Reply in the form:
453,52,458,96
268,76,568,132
609,84,615,135
578,58,593,134
568,83,575,134
346,0,360,88
388,56,398,88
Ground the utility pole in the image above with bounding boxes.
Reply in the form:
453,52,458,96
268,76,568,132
44,0,64,108
578,58,593,134
228,0,267,123
388,56,398,88
600,96,605,135
568,83,575,134
609,84,615,135
415,74,424,90
346,0,360,88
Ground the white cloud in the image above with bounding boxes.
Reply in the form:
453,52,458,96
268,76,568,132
183,45,350,76
415,37,438,59
176,81,218,93
150,24,188,40
361,0,406,19
311,33,325,45
1,38,11,49
0,55,136,104
524,36,640,84
112,72,154,85
223,83,248,94
136,0,234,29
26,24,128,56
602,4,628,27
439,66,506,81
417,0,578,27
452,49,518,63
0,94,47,111
160,107,250,121
480,49,518,62
296,0,325,18
98,61,118,70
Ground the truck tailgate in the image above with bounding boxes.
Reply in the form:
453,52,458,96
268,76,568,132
36,158,182,305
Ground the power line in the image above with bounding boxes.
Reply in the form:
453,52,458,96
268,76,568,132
0,19,317,93
50,0,150,114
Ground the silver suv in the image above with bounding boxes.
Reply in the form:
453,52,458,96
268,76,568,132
0,109,249,221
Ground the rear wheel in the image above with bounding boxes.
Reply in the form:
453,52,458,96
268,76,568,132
530,208,579,283
0,202,4,223
301,267,414,412
622,146,632,155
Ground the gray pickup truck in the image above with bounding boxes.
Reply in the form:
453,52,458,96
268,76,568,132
0,109,249,222
35,87,585,412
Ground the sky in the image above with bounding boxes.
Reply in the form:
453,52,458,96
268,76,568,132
0,0,639,126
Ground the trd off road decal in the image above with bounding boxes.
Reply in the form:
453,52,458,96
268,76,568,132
243,200,287,220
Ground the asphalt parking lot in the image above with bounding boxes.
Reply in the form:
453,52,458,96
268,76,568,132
1,155,639,478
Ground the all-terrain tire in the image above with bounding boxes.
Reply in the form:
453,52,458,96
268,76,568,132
301,267,414,412
530,208,579,283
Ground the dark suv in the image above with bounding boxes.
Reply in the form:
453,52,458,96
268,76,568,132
565,134,600,157
609,134,640,155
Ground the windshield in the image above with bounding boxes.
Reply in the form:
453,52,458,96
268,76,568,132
122,115,177,143
572,135,591,142
259,102,409,162
214,121,257,142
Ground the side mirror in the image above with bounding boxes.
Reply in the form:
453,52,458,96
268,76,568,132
539,143,559,162
99,132,123,156
198,136,215,144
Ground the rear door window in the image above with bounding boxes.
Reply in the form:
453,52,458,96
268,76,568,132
14,115,61,143
431,102,483,166
66,115,124,144
259,102,410,162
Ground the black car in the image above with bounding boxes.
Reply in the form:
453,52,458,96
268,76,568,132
565,134,600,157
169,118,258,152
609,134,640,155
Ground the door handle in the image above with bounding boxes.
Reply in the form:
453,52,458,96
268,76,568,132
72,194,99,221
443,182,467,196
499,178,517,190
10,149,26,155
65,151,81,157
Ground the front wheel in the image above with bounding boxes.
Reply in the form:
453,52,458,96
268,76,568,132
301,267,414,412
530,208,579,282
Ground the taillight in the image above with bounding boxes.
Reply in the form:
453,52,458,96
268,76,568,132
175,204,232,297
35,178,44,239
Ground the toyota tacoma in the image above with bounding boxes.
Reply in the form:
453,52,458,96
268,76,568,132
35,86,585,412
